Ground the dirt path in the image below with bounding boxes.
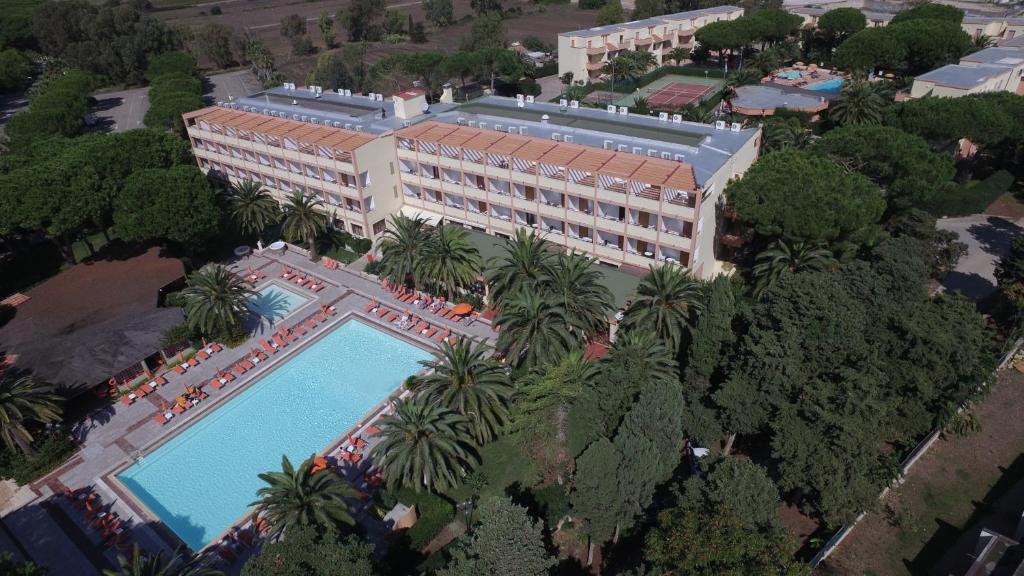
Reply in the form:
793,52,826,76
817,365,1024,576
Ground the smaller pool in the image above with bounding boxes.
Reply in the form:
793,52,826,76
247,283,310,320
806,79,844,94
777,71,803,80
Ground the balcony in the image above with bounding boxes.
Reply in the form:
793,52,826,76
585,45,606,55
586,61,605,71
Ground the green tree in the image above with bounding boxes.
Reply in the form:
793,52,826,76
317,12,335,49
890,3,964,25
888,18,971,74
762,117,812,152
595,0,626,26
683,455,781,529
495,290,574,368
419,338,512,444
338,0,384,42
725,149,885,243
570,438,623,565
378,213,430,288
817,7,866,42
833,27,906,75
228,180,280,239
105,545,222,576
437,497,555,576
240,526,373,576
484,229,553,307
0,375,62,456
281,192,328,261
113,166,219,249
829,81,888,126
424,0,455,28
752,239,838,297
0,553,47,576
668,46,690,66
0,49,33,93
682,275,737,390
470,0,503,16
370,396,478,492
545,252,614,338
623,264,702,349
511,348,597,441
461,13,506,51
996,236,1024,317
251,455,360,539
199,24,235,69
419,224,482,299
632,0,666,19
181,264,254,339
603,50,656,82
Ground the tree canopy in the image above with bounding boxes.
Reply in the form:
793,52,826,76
113,165,219,249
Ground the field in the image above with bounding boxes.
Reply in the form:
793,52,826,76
816,365,1024,576
154,0,597,87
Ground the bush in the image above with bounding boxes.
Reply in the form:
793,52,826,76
348,236,372,254
530,483,570,528
145,52,198,82
921,170,1015,218
364,259,384,275
384,487,454,549
578,0,606,8
0,432,78,485
160,322,194,349
455,293,484,309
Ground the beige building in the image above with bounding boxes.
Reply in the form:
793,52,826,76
909,46,1024,98
183,86,761,278
557,6,743,84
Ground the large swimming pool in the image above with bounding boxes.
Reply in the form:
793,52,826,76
247,283,310,321
117,320,432,550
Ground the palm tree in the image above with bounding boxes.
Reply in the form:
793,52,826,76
419,224,482,299
679,105,714,123
563,84,589,103
829,81,888,126
228,180,279,239
181,264,254,338
378,213,430,289
668,46,690,66
623,264,702,350
752,239,838,297
971,34,995,50
370,396,478,493
105,545,221,576
750,49,780,76
763,117,813,152
511,347,597,437
281,191,328,261
631,95,651,115
251,454,360,539
725,67,763,88
0,375,62,456
484,229,553,307
545,252,614,338
604,331,677,385
419,338,512,444
495,289,575,368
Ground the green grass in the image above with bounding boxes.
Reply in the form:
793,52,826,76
324,246,359,265
70,228,117,262
446,436,540,503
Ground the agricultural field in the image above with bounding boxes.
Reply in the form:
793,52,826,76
154,0,598,86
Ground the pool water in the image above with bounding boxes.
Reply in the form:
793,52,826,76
247,283,310,320
117,320,433,550
806,79,844,94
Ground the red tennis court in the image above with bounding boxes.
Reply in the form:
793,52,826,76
645,82,714,107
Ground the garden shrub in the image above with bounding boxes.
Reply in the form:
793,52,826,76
922,170,1014,218
0,432,78,485
364,259,383,275
382,487,455,549
160,322,194,349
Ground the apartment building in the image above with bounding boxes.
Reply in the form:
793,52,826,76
557,6,743,84
183,86,760,279
909,45,1024,97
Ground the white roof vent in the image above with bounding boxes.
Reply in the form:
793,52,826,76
658,112,669,121
375,93,384,102
344,89,352,96
618,106,628,115
559,98,568,107
606,105,616,114
672,114,682,123
541,114,550,123
468,120,477,127
526,95,535,103
551,133,561,141
661,151,672,159
518,127,528,135
730,122,741,132
715,120,727,130
564,135,574,143
494,124,503,132
333,122,342,127
603,140,613,149
516,94,525,102
617,144,628,152
570,100,580,109
632,146,642,155
457,117,466,125
647,149,658,156
478,122,487,130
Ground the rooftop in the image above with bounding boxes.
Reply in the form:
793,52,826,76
421,96,757,186
561,5,741,37
916,63,1015,89
960,46,1024,66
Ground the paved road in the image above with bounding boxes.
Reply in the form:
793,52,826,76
537,74,564,103
205,69,262,104
91,87,149,133
937,214,1024,301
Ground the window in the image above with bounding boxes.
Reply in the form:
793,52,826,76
373,219,386,235
351,224,364,237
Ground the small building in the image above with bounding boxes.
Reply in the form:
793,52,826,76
909,46,1024,98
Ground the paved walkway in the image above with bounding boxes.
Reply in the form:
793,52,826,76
0,245,496,573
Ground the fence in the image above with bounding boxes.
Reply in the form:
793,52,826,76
809,336,1024,567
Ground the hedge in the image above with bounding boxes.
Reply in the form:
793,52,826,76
922,170,1015,218
0,432,78,485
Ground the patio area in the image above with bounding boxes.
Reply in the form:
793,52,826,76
0,244,499,575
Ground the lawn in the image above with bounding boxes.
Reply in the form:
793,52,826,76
70,228,118,262
818,367,1024,575
445,436,540,504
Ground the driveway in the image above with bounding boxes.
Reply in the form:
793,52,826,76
537,74,565,103
937,214,1024,301
90,87,149,133
205,69,262,104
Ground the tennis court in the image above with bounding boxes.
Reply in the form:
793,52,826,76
609,74,724,108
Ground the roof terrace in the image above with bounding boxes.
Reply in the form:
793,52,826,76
561,5,741,37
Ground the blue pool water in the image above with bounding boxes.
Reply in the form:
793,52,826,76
117,320,433,550
806,78,844,94
247,283,310,320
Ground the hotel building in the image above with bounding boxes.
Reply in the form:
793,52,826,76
183,85,760,279
557,6,744,84
909,46,1024,98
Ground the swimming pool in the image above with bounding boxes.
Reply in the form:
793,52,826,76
806,79,844,94
116,320,433,550
247,283,310,320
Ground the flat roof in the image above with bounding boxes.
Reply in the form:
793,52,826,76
423,96,757,186
960,46,1024,66
916,63,1012,89
184,106,378,152
562,5,741,37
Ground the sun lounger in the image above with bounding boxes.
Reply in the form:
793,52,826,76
140,383,154,395
220,371,235,382
364,301,378,313
119,395,133,406
435,329,449,342
197,350,210,361
187,357,199,367
172,404,185,414
232,364,246,376
173,365,186,375
376,307,389,318
153,413,169,425
414,321,428,332
134,387,148,399
240,360,255,370
281,267,294,280
386,312,399,322
424,327,438,338
304,319,317,329
260,339,277,354
294,276,308,287
315,312,328,322
272,334,288,348
154,376,167,386
292,324,307,336
209,378,223,390
365,425,380,435
325,305,337,316
446,334,457,345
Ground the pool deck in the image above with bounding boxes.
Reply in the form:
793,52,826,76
0,245,498,575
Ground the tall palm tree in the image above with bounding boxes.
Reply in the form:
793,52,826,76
668,46,690,66
631,95,651,115
105,545,222,576
251,454,360,539
763,117,813,153
623,264,702,350
495,289,575,368
419,338,512,444
370,396,478,493
182,264,254,338
0,375,62,456
511,347,597,437
378,213,430,289
829,81,887,126
971,34,995,50
228,180,279,239
281,191,328,261
419,224,482,299
750,49,780,76
604,331,677,386
484,229,553,307
545,252,614,338
752,239,838,297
